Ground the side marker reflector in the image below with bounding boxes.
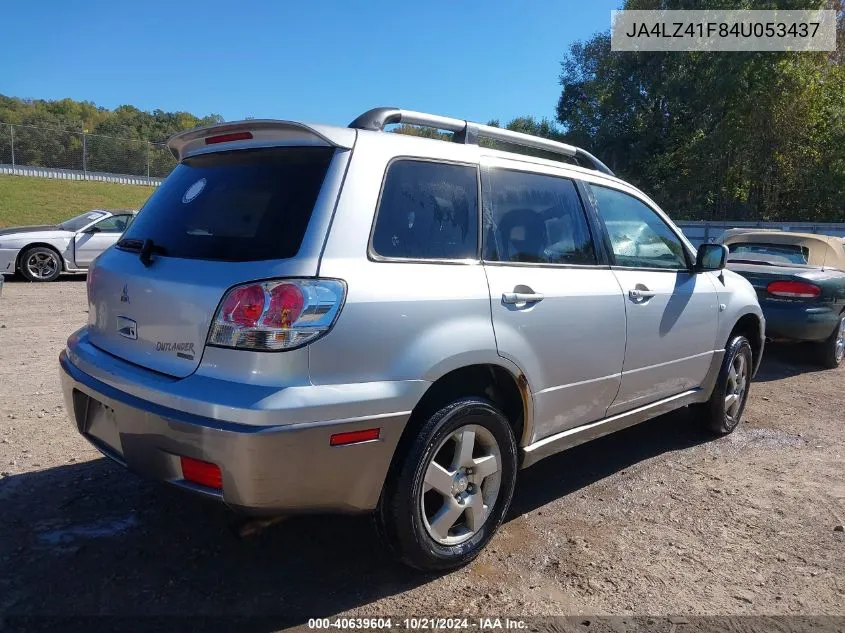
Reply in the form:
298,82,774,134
330,428,380,446
180,456,223,490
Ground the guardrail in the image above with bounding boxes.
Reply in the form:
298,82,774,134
0,164,162,186
0,122,176,184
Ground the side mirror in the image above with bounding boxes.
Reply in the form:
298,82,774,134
695,243,728,272
85,226,101,234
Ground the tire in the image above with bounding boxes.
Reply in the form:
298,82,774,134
699,335,753,435
19,246,62,282
816,314,845,369
377,397,518,572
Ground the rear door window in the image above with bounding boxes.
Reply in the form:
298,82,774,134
481,168,597,265
120,147,334,262
371,160,479,260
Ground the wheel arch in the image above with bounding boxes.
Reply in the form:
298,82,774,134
16,243,66,273
385,361,534,494
415,362,532,446
728,312,764,375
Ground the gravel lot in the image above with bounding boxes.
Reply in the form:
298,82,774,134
1,278,843,624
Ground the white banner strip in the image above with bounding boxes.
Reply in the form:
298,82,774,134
611,10,836,52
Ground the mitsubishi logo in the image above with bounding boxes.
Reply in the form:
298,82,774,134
120,284,130,304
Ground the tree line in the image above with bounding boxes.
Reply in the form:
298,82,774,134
0,95,223,177
554,0,844,222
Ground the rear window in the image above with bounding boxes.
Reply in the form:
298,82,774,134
120,147,334,262
728,242,809,265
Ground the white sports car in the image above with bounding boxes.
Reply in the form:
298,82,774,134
0,209,136,282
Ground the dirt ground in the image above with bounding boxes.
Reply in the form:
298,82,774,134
1,277,843,625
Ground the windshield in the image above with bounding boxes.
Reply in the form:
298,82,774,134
58,211,107,231
728,242,809,265
119,147,334,262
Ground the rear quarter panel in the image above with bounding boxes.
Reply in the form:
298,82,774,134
311,133,526,415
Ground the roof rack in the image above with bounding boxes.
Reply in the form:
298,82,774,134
349,107,614,176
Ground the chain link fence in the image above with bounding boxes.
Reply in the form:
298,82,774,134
0,122,176,184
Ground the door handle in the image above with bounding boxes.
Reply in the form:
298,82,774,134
502,292,545,305
628,288,657,300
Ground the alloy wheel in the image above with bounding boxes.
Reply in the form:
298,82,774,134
834,317,845,364
420,424,502,546
725,351,748,421
25,252,58,280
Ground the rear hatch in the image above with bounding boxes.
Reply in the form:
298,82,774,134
87,142,339,378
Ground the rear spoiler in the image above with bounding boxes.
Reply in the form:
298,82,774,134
167,120,356,161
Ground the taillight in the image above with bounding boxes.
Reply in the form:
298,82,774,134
208,278,345,351
264,283,305,328
767,280,821,299
219,284,266,327
86,265,96,296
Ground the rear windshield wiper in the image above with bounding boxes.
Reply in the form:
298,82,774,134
117,237,167,267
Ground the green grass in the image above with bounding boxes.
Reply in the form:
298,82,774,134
0,175,154,228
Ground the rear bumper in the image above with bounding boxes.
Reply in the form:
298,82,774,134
0,248,18,275
762,303,841,342
59,345,420,515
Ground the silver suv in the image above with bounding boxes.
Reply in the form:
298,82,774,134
60,108,764,571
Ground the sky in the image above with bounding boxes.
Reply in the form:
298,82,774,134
4,0,620,127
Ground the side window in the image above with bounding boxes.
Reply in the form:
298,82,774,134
482,168,596,265
588,184,688,270
91,214,132,233
371,160,478,260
